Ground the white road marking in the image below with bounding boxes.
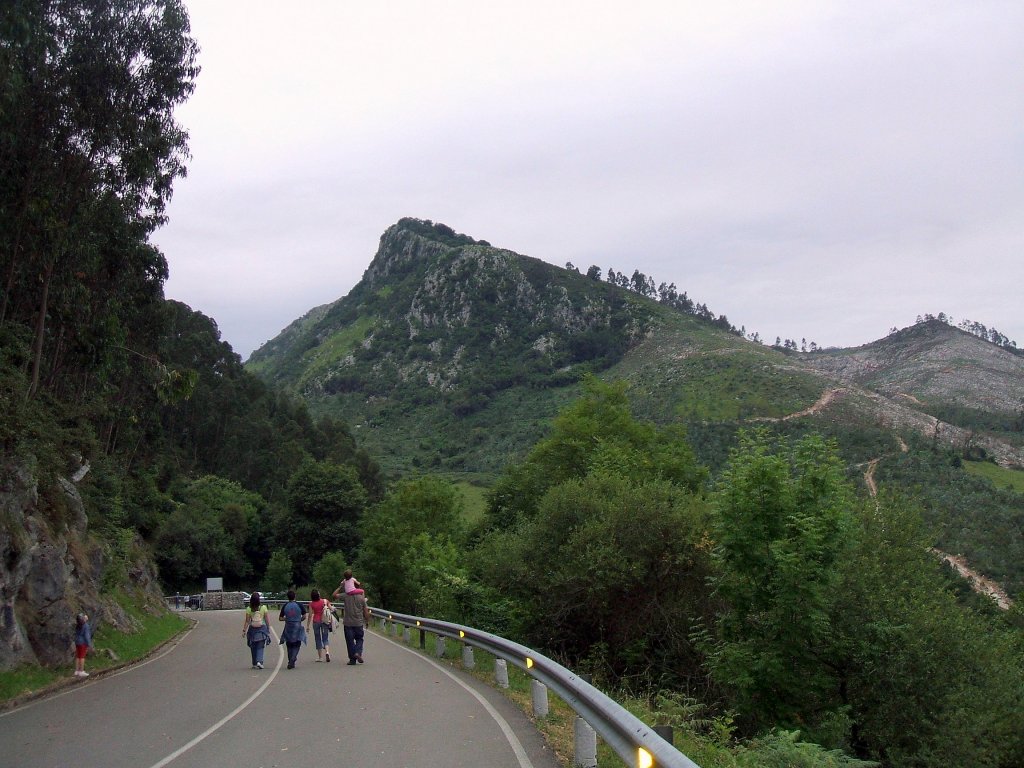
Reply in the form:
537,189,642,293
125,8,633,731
146,627,284,768
378,631,536,768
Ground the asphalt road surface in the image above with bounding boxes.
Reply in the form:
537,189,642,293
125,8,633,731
0,610,562,768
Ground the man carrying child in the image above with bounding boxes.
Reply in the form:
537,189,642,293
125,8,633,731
333,570,370,665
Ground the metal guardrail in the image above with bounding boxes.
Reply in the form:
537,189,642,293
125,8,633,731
370,607,702,768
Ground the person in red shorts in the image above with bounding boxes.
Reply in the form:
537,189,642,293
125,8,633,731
73,612,93,678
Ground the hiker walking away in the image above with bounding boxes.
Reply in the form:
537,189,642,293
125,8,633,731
242,592,271,669
278,590,307,669
306,589,333,663
340,588,369,665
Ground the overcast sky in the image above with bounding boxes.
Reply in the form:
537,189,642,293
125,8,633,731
152,1,1024,361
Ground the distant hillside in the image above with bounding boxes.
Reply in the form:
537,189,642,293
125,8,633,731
799,320,1024,460
803,320,1024,415
247,218,1024,601
249,219,1024,474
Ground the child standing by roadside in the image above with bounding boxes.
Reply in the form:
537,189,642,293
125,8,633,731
73,613,92,678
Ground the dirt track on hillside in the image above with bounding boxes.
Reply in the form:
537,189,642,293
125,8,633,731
749,387,846,423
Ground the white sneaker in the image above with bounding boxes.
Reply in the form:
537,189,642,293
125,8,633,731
256,662,263,669
74,671,88,677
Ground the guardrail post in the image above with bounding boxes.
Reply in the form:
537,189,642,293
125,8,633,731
654,725,674,745
435,634,446,657
462,644,474,669
531,679,549,718
403,626,411,644
574,716,597,768
388,620,396,636
494,658,509,688
419,628,425,649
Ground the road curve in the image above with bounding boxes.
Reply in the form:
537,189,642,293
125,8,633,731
0,610,561,768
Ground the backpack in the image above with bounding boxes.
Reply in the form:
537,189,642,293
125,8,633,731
321,602,335,630
250,607,264,628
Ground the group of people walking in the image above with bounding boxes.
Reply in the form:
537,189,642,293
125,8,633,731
241,571,370,670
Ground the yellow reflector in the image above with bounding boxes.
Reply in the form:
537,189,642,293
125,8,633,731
526,657,534,669
416,620,421,626
638,747,654,768
388,615,393,620
459,630,466,638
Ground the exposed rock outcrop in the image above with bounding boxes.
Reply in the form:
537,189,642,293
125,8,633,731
0,459,163,670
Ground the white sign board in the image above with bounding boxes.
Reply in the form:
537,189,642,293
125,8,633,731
206,577,223,592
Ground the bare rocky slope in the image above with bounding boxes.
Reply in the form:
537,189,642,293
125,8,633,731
801,320,1023,415
794,320,1024,468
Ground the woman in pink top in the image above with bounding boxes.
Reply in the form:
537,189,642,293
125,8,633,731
305,588,333,662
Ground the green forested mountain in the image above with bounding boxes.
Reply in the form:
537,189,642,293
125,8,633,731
248,217,674,475
248,218,1024,596
250,219,1023,474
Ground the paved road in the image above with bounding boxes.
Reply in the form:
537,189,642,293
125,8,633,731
0,610,562,768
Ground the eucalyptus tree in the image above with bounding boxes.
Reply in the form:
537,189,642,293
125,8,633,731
0,0,199,398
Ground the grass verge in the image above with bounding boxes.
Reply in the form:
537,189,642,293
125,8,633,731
0,593,191,708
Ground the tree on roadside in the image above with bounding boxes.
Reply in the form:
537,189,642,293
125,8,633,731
484,377,706,532
153,475,266,588
831,493,1024,766
357,476,465,612
264,550,292,593
475,473,714,686
311,551,349,595
274,459,368,584
703,432,1024,766
703,430,855,735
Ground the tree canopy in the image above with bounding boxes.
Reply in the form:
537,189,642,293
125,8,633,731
484,377,706,531
1,0,199,400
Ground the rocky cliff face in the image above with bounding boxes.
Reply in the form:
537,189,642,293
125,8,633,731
251,218,657,402
0,459,162,670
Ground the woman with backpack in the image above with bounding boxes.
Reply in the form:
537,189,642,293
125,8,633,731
242,592,271,669
305,588,334,663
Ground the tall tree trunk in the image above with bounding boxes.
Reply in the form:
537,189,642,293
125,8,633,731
0,251,18,324
26,258,53,400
